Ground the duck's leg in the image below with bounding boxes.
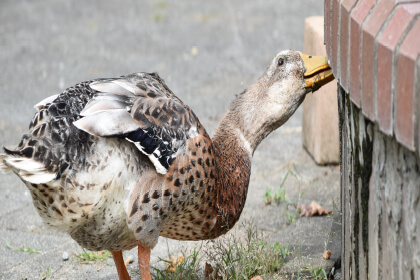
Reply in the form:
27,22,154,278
138,244,152,280
112,251,131,280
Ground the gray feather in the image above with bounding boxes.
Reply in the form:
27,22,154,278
93,93,133,103
80,99,130,117
113,79,145,95
90,81,134,97
73,109,139,137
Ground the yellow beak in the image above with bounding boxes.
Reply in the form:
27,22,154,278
297,51,335,92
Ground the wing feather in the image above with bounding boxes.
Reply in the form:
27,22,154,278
75,73,202,174
80,99,130,116
89,81,134,97
73,109,139,137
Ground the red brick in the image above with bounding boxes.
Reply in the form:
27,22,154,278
377,3,420,136
361,0,396,121
325,0,333,60
331,0,341,79
340,0,359,92
417,56,420,156
349,0,376,107
395,19,420,151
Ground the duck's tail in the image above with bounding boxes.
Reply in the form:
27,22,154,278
0,152,12,174
1,147,56,183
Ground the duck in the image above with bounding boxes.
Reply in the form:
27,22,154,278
0,50,333,280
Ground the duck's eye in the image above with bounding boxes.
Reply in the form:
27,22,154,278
278,57,284,66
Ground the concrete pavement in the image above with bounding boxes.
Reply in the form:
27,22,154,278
0,1,339,279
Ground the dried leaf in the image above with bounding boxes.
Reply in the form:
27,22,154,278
205,262,222,280
205,262,214,279
124,256,131,267
323,250,332,260
165,256,184,273
298,201,332,217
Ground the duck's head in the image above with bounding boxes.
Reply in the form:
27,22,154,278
222,50,334,153
264,50,334,95
259,49,334,122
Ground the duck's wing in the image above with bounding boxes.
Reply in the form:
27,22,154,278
74,72,203,175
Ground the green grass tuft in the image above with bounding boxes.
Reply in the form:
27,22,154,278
74,249,112,263
204,224,290,279
7,243,42,254
304,266,328,280
152,223,291,280
152,248,202,280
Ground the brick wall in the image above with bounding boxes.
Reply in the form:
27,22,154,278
325,1,420,279
338,88,420,280
325,0,420,152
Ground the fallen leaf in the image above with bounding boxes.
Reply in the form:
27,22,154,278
124,256,131,267
298,201,332,217
97,266,101,271
323,250,332,260
250,276,264,280
165,256,185,273
124,255,134,266
205,262,222,280
205,262,214,279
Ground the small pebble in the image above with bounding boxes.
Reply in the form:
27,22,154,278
191,46,198,57
62,251,69,261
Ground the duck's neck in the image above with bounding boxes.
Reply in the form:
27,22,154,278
206,74,304,235
210,85,269,233
211,121,252,233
